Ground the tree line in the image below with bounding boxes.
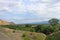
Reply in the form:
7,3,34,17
1,18,60,35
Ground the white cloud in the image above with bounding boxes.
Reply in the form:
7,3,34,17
28,0,60,19
41,0,51,2
0,0,60,23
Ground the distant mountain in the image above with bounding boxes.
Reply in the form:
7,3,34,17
17,21,49,24
0,19,48,25
27,21,48,24
0,19,15,25
33,21,48,24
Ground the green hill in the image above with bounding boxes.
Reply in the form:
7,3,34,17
46,31,60,40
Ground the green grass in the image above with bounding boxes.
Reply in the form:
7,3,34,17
22,32,30,40
35,33,46,40
24,36,30,40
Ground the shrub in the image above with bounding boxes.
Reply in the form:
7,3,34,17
24,36,30,40
22,33,26,37
36,33,46,40
22,32,27,37
46,31,60,40
22,32,30,40
29,32,46,40
30,28,35,32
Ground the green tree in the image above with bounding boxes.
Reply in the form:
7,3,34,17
35,25,42,32
25,24,32,27
35,25,58,35
49,18,59,26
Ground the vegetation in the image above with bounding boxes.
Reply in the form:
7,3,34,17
0,18,60,40
35,33,46,40
46,31,60,40
0,18,60,35
22,32,46,40
22,32,30,40
49,18,59,26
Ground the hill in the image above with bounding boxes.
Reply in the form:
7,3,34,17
0,19,15,25
0,28,46,40
46,31,60,40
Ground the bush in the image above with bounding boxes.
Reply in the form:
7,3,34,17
35,25,42,32
24,36,30,40
22,32,30,40
46,31,60,40
36,33,46,40
35,24,60,35
35,25,55,35
22,33,26,37
29,33,46,40
30,28,35,32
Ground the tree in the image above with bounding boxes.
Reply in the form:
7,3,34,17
49,18,59,26
25,24,32,27
42,26,56,35
35,25,59,35
35,25,42,32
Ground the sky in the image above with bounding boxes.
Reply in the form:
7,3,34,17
0,0,60,24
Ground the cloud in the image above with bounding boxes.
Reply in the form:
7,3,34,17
0,0,60,24
0,0,23,16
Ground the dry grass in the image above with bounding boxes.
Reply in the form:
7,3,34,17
0,28,46,40
22,32,46,40
1,28,14,33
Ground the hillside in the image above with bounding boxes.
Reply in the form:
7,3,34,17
46,31,60,40
0,19,15,25
0,28,46,40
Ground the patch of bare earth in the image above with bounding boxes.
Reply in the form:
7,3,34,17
0,28,24,40
0,28,46,40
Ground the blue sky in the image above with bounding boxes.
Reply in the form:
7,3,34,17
0,0,60,24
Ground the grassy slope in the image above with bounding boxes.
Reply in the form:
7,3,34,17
0,27,46,40
23,32,46,40
0,28,23,40
46,31,60,40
